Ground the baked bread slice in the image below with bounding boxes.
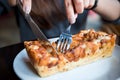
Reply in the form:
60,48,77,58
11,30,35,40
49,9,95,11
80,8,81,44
24,29,116,77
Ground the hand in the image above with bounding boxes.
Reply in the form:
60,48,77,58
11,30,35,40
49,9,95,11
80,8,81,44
8,0,32,14
64,0,96,24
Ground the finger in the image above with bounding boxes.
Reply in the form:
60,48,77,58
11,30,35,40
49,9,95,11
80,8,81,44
21,0,23,2
73,0,84,13
84,0,89,8
23,0,32,14
88,0,95,9
64,0,76,24
74,13,78,19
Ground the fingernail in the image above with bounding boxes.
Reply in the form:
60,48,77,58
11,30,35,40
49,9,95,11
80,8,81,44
75,14,78,19
69,17,76,24
25,6,30,14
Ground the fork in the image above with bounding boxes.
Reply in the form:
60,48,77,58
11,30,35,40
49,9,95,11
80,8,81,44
57,24,72,53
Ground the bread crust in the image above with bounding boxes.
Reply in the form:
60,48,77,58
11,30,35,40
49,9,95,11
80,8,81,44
24,29,116,77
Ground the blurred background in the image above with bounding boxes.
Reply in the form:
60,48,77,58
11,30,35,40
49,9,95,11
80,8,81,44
0,0,20,48
0,0,119,48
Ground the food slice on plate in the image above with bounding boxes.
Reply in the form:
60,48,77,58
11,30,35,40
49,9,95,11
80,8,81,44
24,29,116,77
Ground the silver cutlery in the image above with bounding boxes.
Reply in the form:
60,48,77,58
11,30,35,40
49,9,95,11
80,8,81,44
57,24,72,53
17,0,58,54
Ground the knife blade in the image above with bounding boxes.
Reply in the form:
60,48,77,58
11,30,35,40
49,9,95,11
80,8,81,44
25,14,49,42
17,0,48,41
17,0,58,54
25,14,58,54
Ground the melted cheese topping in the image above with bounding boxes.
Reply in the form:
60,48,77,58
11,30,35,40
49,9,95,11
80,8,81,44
49,57,58,63
81,44,86,48
29,45,39,49
24,29,115,67
93,35,111,44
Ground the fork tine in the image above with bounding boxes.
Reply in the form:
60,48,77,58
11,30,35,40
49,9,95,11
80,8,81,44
56,39,61,51
62,38,68,53
66,38,72,50
57,24,72,53
60,38,65,52
60,38,67,53
66,42,70,51
56,35,63,51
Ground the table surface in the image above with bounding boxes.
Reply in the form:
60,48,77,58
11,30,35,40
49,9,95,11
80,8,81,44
0,43,24,79
0,23,119,79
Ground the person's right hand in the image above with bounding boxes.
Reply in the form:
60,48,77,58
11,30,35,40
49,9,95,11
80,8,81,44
8,0,32,14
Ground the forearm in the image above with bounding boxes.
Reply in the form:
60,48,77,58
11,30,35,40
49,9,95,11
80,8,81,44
94,0,120,21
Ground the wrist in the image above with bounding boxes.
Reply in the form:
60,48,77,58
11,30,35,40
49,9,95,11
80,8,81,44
90,0,98,10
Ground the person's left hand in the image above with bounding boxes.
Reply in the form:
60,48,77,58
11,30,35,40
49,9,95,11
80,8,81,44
64,0,96,24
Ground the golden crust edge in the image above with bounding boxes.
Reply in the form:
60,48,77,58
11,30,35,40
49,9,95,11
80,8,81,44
31,41,115,77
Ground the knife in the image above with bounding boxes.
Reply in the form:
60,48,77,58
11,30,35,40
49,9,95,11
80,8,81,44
17,0,58,53
25,14,49,42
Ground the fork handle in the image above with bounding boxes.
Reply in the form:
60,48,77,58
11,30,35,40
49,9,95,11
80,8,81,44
65,25,71,34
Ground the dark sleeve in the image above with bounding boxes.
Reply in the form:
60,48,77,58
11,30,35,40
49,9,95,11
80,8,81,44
0,0,11,15
102,17,120,24
118,0,120,2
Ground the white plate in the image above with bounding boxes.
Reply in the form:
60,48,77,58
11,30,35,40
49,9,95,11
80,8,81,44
13,38,120,80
